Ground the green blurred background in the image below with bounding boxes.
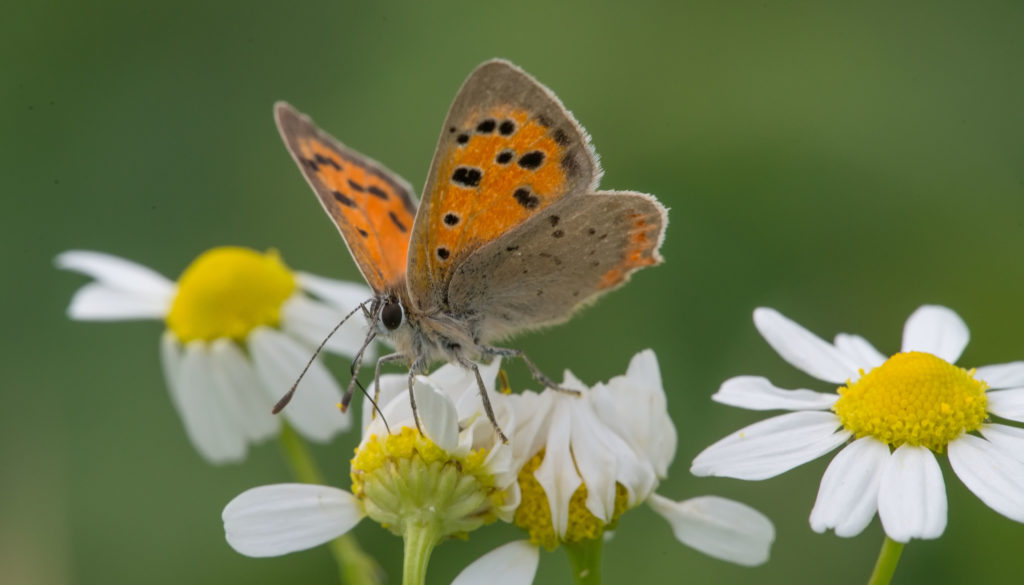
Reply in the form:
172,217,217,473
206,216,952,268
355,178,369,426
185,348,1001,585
5,0,1024,583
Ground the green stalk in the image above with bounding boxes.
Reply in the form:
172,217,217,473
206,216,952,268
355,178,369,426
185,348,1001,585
867,536,905,585
401,521,439,585
278,423,382,585
564,538,604,585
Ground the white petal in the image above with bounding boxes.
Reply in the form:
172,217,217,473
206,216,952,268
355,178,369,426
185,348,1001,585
280,294,373,360
594,350,676,477
65,283,170,320
160,331,185,415
975,362,1024,390
55,250,175,296
809,438,888,537
878,445,947,542
451,540,538,585
900,305,969,363
208,339,279,442
174,342,247,464
295,272,373,308
985,388,1024,422
753,308,859,384
248,327,349,442
362,373,409,434
222,483,363,557
412,376,459,452
648,493,774,567
569,395,656,515
980,424,1024,463
833,334,887,371
534,399,581,537
948,434,1024,522
713,376,838,411
691,411,850,480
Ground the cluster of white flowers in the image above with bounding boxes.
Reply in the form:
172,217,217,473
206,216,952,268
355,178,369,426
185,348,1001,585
59,248,1024,584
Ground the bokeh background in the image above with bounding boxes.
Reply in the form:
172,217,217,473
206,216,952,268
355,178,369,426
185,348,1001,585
5,1,1024,583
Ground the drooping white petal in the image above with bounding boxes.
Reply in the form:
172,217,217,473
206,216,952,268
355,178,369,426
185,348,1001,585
878,445,947,542
55,250,175,297
451,540,539,585
809,437,888,537
948,434,1024,522
594,350,677,477
752,308,859,383
985,388,1024,422
223,483,363,557
208,339,279,442
648,493,774,567
833,333,887,372
980,424,1024,463
900,305,969,363
174,341,247,464
295,272,373,309
65,283,171,320
248,327,349,442
280,294,373,360
412,376,459,452
569,394,656,515
160,331,185,416
712,376,838,411
534,399,582,538
691,411,849,480
975,362,1024,389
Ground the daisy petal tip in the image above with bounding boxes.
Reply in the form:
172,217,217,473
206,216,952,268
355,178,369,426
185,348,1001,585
451,540,539,585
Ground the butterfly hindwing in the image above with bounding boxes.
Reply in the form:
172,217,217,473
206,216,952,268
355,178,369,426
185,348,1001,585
406,60,600,310
275,102,417,292
446,190,666,341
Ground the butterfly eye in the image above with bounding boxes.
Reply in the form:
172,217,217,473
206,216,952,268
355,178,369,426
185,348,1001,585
380,299,403,331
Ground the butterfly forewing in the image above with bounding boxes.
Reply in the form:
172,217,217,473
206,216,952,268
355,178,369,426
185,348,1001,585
447,191,666,341
406,60,600,311
275,102,418,293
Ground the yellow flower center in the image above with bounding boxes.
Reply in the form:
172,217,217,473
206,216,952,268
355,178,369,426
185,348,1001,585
834,351,988,452
513,449,629,551
350,427,506,539
166,247,296,342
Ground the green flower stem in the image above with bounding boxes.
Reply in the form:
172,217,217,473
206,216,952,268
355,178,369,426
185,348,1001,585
402,521,440,585
867,536,905,585
564,538,604,585
278,423,382,585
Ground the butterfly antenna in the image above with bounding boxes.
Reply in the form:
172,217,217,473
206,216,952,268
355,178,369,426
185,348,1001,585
272,299,371,414
337,307,381,413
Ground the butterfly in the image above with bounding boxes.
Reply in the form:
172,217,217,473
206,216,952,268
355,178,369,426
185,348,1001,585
274,59,667,441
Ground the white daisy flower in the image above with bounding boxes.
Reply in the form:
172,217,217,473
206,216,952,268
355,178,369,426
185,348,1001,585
223,365,517,583
56,247,373,464
692,305,1024,543
457,351,774,583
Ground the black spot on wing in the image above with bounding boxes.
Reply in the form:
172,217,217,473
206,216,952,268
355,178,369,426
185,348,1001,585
513,188,540,210
314,154,342,170
452,167,482,188
496,150,514,164
347,179,366,192
388,211,407,233
443,213,460,226
332,190,356,207
476,119,496,133
499,120,516,135
366,185,389,200
518,151,545,170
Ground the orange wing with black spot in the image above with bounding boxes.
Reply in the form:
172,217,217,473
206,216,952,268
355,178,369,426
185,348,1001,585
275,102,417,293
406,60,600,310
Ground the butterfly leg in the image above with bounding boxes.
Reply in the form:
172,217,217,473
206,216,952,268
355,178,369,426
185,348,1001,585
482,346,581,396
406,356,430,436
455,355,509,444
370,352,408,420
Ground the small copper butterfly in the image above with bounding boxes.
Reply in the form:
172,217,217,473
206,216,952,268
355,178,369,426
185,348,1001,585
274,60,667,440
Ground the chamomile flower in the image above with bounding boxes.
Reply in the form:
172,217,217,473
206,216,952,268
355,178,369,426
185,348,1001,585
223,365,517,584
56,247,372,464
691,305,1024,543
456,351,774,583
